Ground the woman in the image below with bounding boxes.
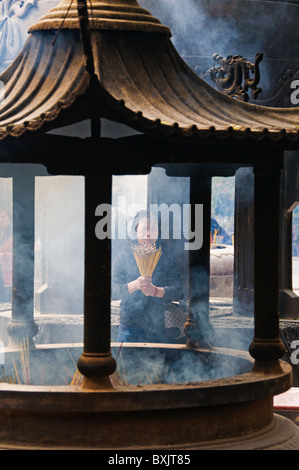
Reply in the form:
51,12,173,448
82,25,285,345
112,210,184,343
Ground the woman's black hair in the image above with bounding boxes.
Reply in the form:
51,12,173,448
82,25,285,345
129,209,159,242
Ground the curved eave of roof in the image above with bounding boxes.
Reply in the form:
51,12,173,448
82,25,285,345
93,30,299,144
0,30,93,140
0,26,299,144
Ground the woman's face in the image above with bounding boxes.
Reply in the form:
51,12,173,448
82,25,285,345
136,217,158,244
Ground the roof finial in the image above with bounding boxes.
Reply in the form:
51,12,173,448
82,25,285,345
29,0,171,35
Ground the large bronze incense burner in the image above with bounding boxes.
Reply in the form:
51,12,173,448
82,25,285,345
0,0,299,449
0,342,294,449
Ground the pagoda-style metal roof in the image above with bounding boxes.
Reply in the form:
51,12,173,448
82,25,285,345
0,0,299,144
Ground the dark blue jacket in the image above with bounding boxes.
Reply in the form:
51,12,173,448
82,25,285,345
111,245,183,334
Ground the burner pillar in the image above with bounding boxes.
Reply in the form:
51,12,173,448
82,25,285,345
78,166,116,388
7,169,38,348
250,153,285,366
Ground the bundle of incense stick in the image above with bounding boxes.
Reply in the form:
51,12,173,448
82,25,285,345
131,242,162,277
70,368,83,386
18,336,30,385
1,365,17,384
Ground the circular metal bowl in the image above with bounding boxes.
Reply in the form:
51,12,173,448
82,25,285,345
0,343,293,449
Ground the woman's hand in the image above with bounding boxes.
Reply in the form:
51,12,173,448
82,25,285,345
141,281,157,297
127,277,165,297
127,276,151,294
142,283,165,297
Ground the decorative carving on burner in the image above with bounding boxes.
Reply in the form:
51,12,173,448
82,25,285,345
0,0,33,72
279,69,299,106
0,0,59,73
208,52,263,102
254,66,299,108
